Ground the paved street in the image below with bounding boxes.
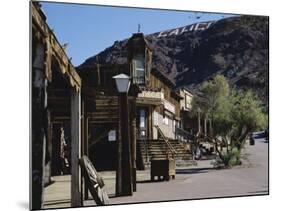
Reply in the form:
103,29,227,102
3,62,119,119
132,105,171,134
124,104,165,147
86,132,269,206
44,132,268,208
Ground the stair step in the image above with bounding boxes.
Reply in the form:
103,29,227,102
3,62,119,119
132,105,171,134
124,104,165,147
142,152,189,155
138,139,195,169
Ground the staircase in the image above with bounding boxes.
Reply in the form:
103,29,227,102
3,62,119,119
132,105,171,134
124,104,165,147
155,125,177,159
137,127,197,169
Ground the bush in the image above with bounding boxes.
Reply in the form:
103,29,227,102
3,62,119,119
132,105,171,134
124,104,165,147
221,147,241,167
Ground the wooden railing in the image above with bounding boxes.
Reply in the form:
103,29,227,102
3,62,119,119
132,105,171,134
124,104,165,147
137,128,149,162
175,127,195,143
154,125,177,159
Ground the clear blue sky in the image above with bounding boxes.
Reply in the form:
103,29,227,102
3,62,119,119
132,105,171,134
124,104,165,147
41,2,236,66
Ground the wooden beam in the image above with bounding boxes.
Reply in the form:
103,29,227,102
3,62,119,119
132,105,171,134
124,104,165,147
32,3,81,90
51,116,70,121
84,115,89,158
31,41,48,210
84,113,89,200
81,100,85,202
88,119,118,124
81,100,85,156
116,93,133,196
148,106,153,140
71,89,82,207
87,111,118,117
136,97,162,106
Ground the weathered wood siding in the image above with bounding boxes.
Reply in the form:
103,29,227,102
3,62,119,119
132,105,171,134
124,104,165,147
148,73,180,118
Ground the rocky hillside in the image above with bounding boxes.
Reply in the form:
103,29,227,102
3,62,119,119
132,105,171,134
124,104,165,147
78,15,269,107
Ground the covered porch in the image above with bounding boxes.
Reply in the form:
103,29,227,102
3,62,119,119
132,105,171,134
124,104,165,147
31,3,83,209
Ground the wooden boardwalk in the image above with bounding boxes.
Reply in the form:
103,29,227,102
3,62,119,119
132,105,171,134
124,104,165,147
43,170,149,209
43,176,71,209
43,171,118,209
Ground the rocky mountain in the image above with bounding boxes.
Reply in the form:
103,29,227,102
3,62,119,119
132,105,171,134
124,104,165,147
78,15,269,107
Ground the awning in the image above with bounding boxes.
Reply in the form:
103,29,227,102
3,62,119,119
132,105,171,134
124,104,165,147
32,3,81,92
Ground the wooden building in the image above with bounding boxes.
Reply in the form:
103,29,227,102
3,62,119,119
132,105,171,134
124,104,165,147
31,3,197,207
78,33,194,170
176,86,198,137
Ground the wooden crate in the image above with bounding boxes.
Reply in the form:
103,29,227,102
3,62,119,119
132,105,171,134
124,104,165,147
150,159,175,181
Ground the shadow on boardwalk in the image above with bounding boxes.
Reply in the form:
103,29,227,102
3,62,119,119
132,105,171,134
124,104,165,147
176,167,214,175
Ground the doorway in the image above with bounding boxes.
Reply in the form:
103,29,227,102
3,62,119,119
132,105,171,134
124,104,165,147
137,107,148,139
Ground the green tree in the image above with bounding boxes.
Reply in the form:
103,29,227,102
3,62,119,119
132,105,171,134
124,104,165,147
191,75,267,167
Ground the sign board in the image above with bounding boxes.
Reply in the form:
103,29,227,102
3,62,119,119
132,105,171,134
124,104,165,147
138,90,164,99
108,130,116,141
157,21,215,38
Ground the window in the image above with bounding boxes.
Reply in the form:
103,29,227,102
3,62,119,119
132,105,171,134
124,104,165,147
133,54,145,84
140,109,146,128
153,112,158,126
163,116,169,125
173,120,176,133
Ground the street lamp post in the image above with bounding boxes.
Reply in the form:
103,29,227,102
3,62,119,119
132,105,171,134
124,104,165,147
113,74,133,196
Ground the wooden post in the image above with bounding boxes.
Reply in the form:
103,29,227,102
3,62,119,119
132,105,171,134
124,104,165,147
81,100,85,203
31,42,47,210
45,110,52,185
81,100,85,158
71,89,82,207
148,106,153,140
130,98,137,192
116,93,133,196
116,102,122,196
84,94,89,200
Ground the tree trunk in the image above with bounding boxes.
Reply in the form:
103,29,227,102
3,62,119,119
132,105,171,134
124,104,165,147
214,137,228,167
236,128,250,151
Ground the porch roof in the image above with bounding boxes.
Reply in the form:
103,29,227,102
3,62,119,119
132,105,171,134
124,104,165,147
32,3,81,91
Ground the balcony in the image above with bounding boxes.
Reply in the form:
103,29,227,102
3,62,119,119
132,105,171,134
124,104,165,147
137,88,163,106
163,99,175,114
138,90,164,99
